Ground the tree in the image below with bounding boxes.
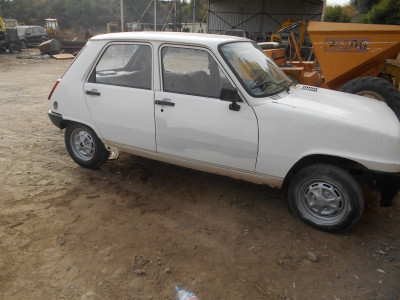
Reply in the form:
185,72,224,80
350,0,380,13
361,0,400,24
324,5,352,22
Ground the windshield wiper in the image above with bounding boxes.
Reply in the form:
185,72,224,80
251,79,292,93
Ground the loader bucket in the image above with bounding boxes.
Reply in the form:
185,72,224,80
308,21,400,90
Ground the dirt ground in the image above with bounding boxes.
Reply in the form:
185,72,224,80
0,50,400,300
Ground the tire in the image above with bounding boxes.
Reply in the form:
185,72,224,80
8,44,17,54
339,76,400,119
21,40,27,49
65,123,109,169
288,164,364,232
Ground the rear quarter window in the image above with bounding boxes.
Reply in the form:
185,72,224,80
90,44,152,90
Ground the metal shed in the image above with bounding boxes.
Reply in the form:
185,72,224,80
207,0,324,41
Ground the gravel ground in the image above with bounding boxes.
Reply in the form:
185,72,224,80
0,50,400,300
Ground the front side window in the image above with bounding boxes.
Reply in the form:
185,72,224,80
220,42,290,97
92,44,152,89
161,46,233,98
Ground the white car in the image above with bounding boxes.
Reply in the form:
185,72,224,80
48,32,400,232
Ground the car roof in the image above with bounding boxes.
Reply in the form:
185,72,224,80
90,31,250,47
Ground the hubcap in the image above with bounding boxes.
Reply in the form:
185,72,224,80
298,180,349,224
70,128,95,161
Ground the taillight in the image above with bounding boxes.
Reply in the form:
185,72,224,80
48,79,61,100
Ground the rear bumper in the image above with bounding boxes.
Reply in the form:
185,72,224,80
48,110,65,129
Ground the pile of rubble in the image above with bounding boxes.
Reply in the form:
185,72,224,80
38,38,86,59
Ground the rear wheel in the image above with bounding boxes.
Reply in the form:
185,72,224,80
65,123,109,169
288,164,364,232
339,76,400,119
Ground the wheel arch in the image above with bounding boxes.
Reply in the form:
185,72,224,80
282,154,367,195
59,119,103,139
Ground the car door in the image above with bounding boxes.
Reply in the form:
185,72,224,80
155,45,258,171
32,27,40,44
84,43,156,152
25,27,34,46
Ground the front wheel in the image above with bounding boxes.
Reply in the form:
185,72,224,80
65,123,109,169
288,164,364,232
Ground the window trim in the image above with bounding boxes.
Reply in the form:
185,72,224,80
218,41,287,98
159,44,239,100
87,41,153,90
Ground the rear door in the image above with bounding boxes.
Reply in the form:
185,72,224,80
84,43,156,152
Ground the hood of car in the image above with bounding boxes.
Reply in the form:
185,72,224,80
275,84,399,133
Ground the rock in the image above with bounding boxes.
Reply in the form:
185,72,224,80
165,267,171,274
335,273,341,279
113,269,126,280
306,251,318,262
81,291,98,300
384,256,395,262
134,269,146,275
130,278,144,289
38,39,61,55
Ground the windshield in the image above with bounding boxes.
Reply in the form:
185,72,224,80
220,42,290,97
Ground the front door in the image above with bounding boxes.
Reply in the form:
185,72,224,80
155,46,258,172
84,43,156,152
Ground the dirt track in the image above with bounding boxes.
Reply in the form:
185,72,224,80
0,50,400,300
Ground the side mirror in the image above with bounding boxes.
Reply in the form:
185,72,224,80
219,87,241,111
26,33,31,36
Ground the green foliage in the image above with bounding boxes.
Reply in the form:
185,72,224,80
360,0,400,24
324,5,352,22
350,0,380,14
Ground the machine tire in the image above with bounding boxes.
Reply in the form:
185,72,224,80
65,123,109,169
8,43,17,54
288,164,364,232
339,76,400,119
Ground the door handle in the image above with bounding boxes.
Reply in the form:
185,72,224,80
85,90,101,96
155,100,175,106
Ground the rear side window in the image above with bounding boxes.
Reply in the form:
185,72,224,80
91,44,152,90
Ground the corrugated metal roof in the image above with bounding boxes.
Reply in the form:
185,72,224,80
207,0,324,42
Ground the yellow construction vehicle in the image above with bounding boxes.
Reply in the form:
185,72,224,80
270,18,306,51
107,22,119,33
0,17,6,31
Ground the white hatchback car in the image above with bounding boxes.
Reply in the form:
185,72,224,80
48,32,400,232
